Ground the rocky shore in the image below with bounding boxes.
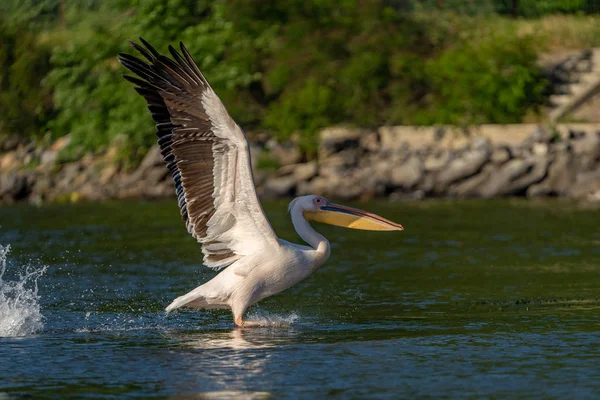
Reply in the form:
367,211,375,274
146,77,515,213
2,124,600,205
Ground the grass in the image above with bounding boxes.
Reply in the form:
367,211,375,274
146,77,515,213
506,14,600,51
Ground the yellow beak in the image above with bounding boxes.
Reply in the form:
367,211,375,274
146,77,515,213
304,202,404,231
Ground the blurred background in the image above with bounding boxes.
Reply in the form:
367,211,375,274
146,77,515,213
1,0,600,203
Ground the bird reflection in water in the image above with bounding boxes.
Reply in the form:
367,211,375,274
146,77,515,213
165,329,301,399
177,325,300,350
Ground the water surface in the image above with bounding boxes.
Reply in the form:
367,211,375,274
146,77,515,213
0,199,599,398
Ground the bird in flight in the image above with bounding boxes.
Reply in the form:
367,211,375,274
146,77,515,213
118,39,403,327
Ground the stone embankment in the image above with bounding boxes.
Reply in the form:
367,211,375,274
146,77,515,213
1,124,600,204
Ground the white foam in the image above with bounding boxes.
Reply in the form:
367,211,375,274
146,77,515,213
0,245,47,337
245,310,300,327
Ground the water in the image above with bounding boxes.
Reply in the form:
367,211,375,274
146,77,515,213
0,245,46,337
0,199,599,398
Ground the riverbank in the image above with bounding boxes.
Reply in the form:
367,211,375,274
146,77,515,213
1,124,600,205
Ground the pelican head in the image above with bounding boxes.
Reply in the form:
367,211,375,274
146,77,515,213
290,195,404,231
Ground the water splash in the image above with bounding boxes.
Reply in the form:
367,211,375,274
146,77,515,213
0,245,47,337
246,309,300,327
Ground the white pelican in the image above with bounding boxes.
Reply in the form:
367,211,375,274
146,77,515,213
118,39,403,327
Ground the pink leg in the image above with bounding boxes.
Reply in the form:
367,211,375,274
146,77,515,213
234,315,261,327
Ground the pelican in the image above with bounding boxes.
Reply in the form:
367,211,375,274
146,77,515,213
118,39,403,327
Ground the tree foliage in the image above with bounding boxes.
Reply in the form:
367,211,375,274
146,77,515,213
0,0,563,159
0,14,53,139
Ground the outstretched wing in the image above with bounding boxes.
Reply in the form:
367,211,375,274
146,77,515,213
118,38,279,269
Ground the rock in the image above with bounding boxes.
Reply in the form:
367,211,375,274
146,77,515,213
270,142,301,166
78,182,106,201
435,146,491,191
420,174,436,194
22,152,34,166
378,126,446,153
437,131,473,152
275,164,296,176
424,151,450,172
471,137,492,153
0,152,18,172
479,157,548,197
276,161,317,182
124,145,165,186
370,157,393,178
569,132,600,172
568,170,600,200
80,154,95,169
360,131,380,152
253,169,269,187
40,149,58,165
0,172,30,200
448,165,495,197
103,146,119,163
337,148,359,167
79,163,102,188
138,145,164,171
319,127,362,158
527,184,550,198
263,175,297,198
527,152,576,197
144,166,169,185
521,126,551,148
320,153,346,168
389,155,423,189
532,143,549,156
50,136,71,152
303,176,336,196
318,165,342,181
0,135,24,152
100,165,119,185
491,147,511,165
571,131,600,157
293,161,318,182
389,147,411,165
433,126,447,142
118,186,143,199
478,159,529,197
249,143,263,171
56,163,83,189
32,172,53,196
334,182,364,200
296,180,314,196
143,181,172,198
568,129,585,140
323,169,376,200
551,141,571,154
508,145,525,159
505,156,549,194
319,154,347,179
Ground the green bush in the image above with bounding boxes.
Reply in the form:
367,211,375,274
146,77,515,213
421,30,548,125
495,0,599,16
0,0,559,162
0,16,53,139
43,0,272,163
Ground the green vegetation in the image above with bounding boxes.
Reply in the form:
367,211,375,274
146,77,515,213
0,0,599,161
0,13,53,141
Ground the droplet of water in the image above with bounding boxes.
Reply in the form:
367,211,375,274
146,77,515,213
0,244,47,337
245,309,300,327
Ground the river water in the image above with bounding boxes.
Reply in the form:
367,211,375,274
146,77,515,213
0,199,599,398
